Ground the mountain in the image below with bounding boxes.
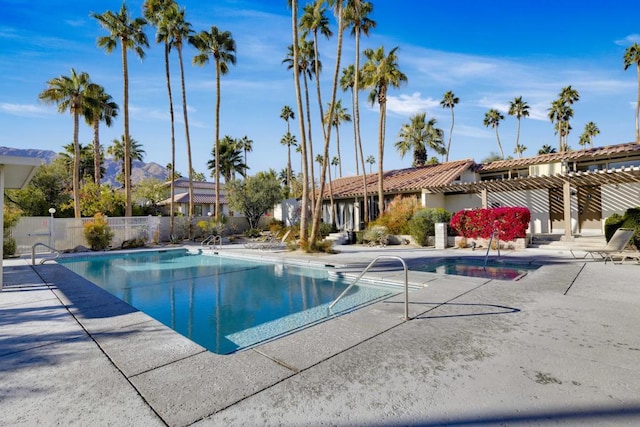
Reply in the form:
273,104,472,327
0,146,168,186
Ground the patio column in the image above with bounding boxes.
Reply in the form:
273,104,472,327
563,180,572,239
481,188,488,209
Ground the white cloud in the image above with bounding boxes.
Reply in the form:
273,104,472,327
386,92,440,116
615,34,640,46
0,103,48,117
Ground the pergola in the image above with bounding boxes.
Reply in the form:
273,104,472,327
425,166,640,238
1,156,42,290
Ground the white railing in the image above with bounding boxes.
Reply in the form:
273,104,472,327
11,215,255,255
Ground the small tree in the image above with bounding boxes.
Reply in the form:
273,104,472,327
83,213,114,251
225,170,284,229
3,206,21,258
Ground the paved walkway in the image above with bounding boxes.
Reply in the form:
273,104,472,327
1,244,640,426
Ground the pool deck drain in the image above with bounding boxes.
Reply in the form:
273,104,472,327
2,244,640,426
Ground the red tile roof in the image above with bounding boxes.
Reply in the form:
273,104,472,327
478,142,640,172
158,193,227,205
320,159,475,198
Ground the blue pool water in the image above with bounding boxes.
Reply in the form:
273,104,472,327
414,257,539,280
59,249,395,354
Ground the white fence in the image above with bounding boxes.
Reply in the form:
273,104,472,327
11,215,256,255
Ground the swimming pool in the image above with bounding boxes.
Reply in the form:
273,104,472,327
58,249,395,354
414,257,540,280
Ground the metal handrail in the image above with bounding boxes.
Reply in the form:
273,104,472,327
484,228,501,267
329,255,410,321
32,242,61,265
201,234,222,249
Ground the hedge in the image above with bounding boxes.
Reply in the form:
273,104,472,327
450,207,531,241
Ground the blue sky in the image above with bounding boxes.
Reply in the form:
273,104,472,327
1,0,640,181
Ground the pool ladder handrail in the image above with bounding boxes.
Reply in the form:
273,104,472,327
32,242,61,265
484,227,501,268
329,255,410,321
201,234,222,249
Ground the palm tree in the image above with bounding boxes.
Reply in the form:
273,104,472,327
579,121,600,148
283,39,318,208
508,96,530,158
60,142,97,185
361,45,408,215
366,154,375,172
92,4,148,217
315,153,336,227
324,99,351,177
345,0,375,225
281,132,297,191
623,43,640,141
143,0,183,236
108,135,146,186
300,0,332,141
39,69,96,218
207,136,246,183
289,0,310,245
237,135,253,177
83,84,118,186
483,109,505,159
192,26,236,221
280,105,295,134
549,86,579,152
395,112,445,167
538,144,557,155
514,144,527,157
309,0,347,246
440,90,459,162
340,65,359,173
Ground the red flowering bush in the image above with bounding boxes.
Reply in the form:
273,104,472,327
450,207,530,241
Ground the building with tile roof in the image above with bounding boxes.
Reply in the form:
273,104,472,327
158,178,229,217
318,142,640,238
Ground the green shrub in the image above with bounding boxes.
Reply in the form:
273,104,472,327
604,213,624,242
3,206,21,258
83,213,114,251
408,208,452,246
244,228,262,238
318,221,333,238
621,207,640,248
372,195,418,235
604,208,640,248
363,225,389,246
408,210,434,246
3,237,16,258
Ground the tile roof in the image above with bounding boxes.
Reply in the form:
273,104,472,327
165,178,219,189
158,192,227,205
320,159,475,198
478,142,640,172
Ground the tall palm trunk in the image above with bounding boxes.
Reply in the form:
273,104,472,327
178,46,194,234
310,0,343,246
495,127,504,159
515,117,522,158
636,61,640,141
92,119,101,185
377,91,386,214
291,0,309,244
121,39,132,217
354,25,368,226
349,87,359,175
72,107,81,218
303,75,316,208
165,43,176,237
214,59,221,221
446,108,454,162
335,124,343,177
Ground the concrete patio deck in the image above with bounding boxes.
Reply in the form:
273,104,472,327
1,244,640,426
